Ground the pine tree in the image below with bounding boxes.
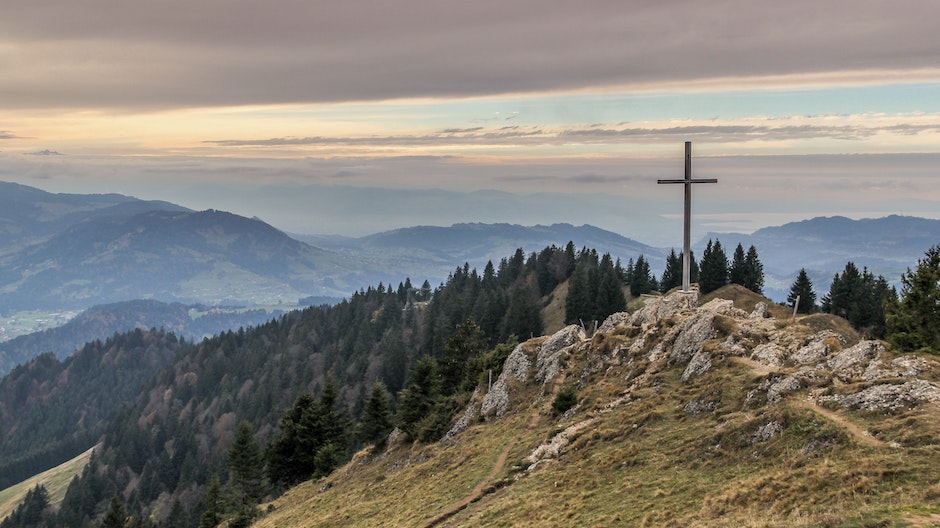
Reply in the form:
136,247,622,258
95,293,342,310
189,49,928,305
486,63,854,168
698,240,729,294
743,245,765,294
227,421,265,513
887,245,940,352
595,253,627,319
629,255,656,297
729,243,747,286
660,249,682,292
100,496,127,528
198,476,223,528
356,381,394,449
787,268,817,314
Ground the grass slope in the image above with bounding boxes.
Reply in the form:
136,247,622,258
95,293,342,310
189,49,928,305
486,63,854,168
0,445,96,522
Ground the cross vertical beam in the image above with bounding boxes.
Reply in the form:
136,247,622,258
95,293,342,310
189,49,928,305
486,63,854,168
657,141,718,293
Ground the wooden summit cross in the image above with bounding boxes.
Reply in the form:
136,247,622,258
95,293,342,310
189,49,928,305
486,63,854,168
657,141,717,293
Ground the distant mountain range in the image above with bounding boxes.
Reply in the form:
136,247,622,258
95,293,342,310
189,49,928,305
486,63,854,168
0,182,369,310
2,180,938,322
699,215,940,300
298,222,664,286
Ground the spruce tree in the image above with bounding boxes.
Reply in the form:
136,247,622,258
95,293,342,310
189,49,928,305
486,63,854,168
822,262,893,337
743,245,765,294
629,255,656,297
787,268,817,314
100,496,127,528
356,381,394,449
661,249,682,292
887,245,940,352
396,356,441,440
698,240,729,294
501,279,543,341
564,260,593,324
198,476,223,528
227,421,266,514
595,253,627,319
440,320,486,394
729,243,747,286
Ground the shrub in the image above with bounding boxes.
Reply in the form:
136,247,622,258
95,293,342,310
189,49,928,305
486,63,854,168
552,386,578,416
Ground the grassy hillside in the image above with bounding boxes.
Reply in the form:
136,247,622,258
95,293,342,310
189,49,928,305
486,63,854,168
254,292,940,527
0,445,96,522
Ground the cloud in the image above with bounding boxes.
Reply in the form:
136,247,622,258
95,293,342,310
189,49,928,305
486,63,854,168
3,0,940,110
0,131,21,140
205,115,940,152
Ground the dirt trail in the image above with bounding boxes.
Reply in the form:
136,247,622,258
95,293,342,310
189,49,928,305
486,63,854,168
733,356,887,448
801,400,887,448
423,371,568,528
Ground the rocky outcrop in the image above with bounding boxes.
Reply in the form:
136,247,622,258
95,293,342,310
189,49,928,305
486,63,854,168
475,288,939,457
534,325,585,384
480,342,532,419
820,380,940,412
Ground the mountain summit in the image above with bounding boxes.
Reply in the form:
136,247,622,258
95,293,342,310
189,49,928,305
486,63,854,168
257,287,940,527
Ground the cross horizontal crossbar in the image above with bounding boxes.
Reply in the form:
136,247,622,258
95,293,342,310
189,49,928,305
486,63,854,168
657,178,718,184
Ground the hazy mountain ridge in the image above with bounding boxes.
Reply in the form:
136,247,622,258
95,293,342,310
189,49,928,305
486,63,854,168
0,181,188,250
0,206,361,311
297,222,665,290
699,215,940,301
0,299,283,376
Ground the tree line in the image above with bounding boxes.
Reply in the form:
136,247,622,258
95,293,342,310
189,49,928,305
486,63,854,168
787,245,940,351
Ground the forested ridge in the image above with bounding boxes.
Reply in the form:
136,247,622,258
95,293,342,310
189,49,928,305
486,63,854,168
0,330,182,490
3,243,633,527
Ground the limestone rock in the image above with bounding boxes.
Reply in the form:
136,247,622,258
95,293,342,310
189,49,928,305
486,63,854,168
597,312,630,334
443,387,481,443
791,333,838,365
681,349,713,383
749,420,784,444
669,312,717,365
823,380,940,412
767,374,802,404
826,340,885,382
481,342,531,418
629,291,697,327
683,399,718,415
749,302,769,319
751,342,788,367
534,325,585,384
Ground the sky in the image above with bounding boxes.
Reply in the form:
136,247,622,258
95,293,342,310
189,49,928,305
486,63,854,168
2,0,939,245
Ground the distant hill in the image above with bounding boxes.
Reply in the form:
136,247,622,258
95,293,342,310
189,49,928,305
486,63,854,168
699,215,940,302
0,181,187,250
298,222,666,285
0,299,284,376
0,206,363,311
